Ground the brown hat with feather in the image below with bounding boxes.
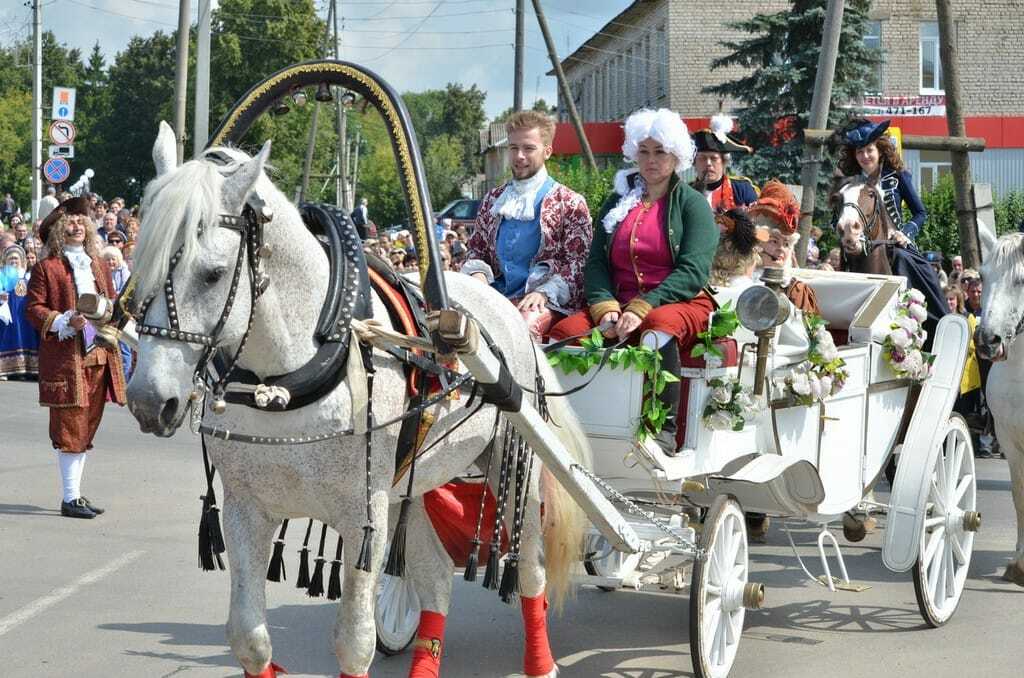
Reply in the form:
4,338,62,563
38,196,92,243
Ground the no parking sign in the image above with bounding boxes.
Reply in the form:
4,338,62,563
43,157,71,185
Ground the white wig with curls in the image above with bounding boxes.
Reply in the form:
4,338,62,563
622,108,696,176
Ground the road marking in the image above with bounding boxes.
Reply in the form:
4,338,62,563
0,550,145,637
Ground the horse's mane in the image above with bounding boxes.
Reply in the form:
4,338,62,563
133,160,223,303
988,232,1024,274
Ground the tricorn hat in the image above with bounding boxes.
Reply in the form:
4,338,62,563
841,118,891,148
747,181,800,235
692,113,753,155
38,196,91,243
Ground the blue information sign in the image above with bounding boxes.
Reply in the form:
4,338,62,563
43,157,71,184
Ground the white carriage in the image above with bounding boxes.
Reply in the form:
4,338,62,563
558,268,978,677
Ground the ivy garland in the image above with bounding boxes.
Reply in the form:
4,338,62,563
690,301,740,363
548,328,680,442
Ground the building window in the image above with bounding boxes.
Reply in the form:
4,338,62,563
918,150,952,191
656,25,667,98
864,20,884,94
920,22,944,93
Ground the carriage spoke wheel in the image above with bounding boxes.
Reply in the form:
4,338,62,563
584,533,643,591
913,414,978,628
374,543,421,655
690,496,758,678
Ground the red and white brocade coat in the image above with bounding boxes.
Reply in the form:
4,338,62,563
464,181,593,312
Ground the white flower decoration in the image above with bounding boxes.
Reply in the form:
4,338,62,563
889,328,912,349
909,303,928,323
711,385,733,405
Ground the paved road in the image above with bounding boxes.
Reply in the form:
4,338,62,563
2,380,1022,678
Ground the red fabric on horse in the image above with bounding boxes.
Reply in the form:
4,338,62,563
521,593,555,677
423,482,509,567
408,610,446,678
244,661,287,678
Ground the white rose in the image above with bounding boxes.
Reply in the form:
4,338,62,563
895,315,919,335
909,303,928,323
711,385,733,405
815,327,833,347
889,328,912,349
901,350,923,376
708,410,736,431
819,374,833,396
818,343,839,362
808,373,822,400
734,390,753,410
790,371,811,396
907,289,926,304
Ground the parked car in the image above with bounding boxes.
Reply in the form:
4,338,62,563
434,198,480,233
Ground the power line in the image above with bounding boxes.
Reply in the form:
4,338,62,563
63,0,178,27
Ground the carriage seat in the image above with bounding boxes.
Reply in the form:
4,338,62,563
681,338,739,369
793,269,907,345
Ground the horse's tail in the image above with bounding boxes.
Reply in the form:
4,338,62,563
535,344,592,612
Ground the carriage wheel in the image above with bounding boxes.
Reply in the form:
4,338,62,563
374,543,421,655
690,495,760,678
912,414,978,628
583,533,643,592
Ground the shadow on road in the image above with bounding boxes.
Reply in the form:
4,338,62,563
0,503,59,516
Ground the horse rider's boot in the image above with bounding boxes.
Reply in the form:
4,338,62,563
244,661,287,678
408,610,446,678
521,594,556,677
652,341,682,457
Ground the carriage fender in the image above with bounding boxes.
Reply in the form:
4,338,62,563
688,456,826,516
882,314,969,572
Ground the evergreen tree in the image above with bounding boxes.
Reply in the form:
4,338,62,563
703,0,881,220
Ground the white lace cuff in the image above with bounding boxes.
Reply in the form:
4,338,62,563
0,301,10,326
461,259,495,283
51,310,77,340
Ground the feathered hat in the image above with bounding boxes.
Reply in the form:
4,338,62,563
716,208,768,254
838,117,891,149
747,181,800,235
692,113,753,154
38,196,92,243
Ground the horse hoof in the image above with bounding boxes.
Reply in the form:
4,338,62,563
1002,562,1024,587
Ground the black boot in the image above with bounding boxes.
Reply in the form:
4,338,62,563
652,341,681,456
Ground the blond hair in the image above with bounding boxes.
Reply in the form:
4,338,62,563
711,239,760,287
46,213,101,261
505,110,556,146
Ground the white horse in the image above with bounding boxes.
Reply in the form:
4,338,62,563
973,219,1024,587
125,122,588,677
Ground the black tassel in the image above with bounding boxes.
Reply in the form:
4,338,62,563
463,538,481,582
327,535,344,600
307,557,326,597
357,525,374,572
296,519,314,589
384,498,411,577
266,521,289,582
307,524,329,597
482,545,501,590
499,556,520,604
198,495,226,572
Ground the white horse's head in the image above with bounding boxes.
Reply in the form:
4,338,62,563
127,122,272,435
832,178,884,256
976,219,1021,362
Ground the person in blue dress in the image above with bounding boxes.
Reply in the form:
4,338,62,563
836,118,927,245
0,245,40,378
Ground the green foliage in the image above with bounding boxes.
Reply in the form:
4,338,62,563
548,156,619,220
691,301,739,360
492,99,558,123
547,329,680,442
0,90,32,206
916,175,1024,259
703,0,881,223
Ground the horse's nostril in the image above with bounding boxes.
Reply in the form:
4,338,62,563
159,397,180,427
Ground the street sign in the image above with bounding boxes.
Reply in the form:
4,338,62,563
49,145,75,159
43,157,71,184
48,120,77,144
52,86,76,121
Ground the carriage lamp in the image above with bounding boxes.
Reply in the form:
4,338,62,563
291,88,307,107
340,90,357,108
271,98,290,116
737,267,792,397
315,82,333,103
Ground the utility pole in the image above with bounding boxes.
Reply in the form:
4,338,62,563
173,0,192,165
936,0,980,267
333,1,350,211
300,0,334,203
795,0,844,266
351,130,361,200
31,0,42,214
514,0,524,111
530,0,596,169
193,0,212,157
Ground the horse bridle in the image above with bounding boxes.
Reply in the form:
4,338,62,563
835,186,886,257
132,195,274,412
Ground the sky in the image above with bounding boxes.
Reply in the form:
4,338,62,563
0,0,634,119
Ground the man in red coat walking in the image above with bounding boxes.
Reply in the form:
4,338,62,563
25,197,127,519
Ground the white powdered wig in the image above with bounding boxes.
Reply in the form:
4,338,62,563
132,160,223,303
622,108,695,176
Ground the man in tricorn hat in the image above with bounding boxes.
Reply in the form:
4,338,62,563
25,197,127,519
691,113,759,212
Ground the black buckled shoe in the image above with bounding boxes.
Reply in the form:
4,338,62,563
80,497,105,515
61,498,97,519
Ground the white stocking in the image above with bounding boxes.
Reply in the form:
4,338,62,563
57,451,86,503
640,330,673,350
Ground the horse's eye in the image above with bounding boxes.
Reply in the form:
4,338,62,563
205,267,227,285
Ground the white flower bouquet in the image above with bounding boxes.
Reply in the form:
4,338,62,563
779,313,849,406
702,377,759,431
883,289,935,381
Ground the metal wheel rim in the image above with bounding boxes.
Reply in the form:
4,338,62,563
697,501,748,677
375,570,420,651
919,420,976,622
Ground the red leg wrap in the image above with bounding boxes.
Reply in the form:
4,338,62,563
245,661,287,678
521,594,555,677
408,610,446,678
339,673,369,678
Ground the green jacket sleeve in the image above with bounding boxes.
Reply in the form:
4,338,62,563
640,183,718,308
583,192,621,307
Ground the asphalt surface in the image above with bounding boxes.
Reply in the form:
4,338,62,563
2,379,1023,678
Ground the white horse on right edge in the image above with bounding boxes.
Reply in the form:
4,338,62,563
972,219,1024,586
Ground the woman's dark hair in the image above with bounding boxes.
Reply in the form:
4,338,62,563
833,117,904,176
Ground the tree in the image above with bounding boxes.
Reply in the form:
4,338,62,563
0,90,32,207
703,0,881,220
492,98,557,123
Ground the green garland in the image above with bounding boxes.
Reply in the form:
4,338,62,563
548,328,680,442
690,301,739,361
